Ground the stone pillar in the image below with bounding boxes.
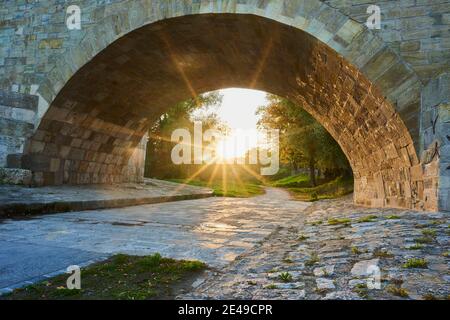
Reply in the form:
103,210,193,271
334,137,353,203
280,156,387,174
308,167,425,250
420,73,450,212
0,90,37,184
121,134,148,184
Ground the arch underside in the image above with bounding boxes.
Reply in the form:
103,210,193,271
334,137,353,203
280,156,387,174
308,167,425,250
23,14,426,209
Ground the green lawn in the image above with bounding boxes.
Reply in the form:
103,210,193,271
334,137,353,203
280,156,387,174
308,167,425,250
1,253,206,300
169,179,265,198
270,173,310,188
273,175,354,202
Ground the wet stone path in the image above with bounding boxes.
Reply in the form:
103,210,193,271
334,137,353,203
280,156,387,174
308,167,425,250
0,188,307,292
0,188,448,299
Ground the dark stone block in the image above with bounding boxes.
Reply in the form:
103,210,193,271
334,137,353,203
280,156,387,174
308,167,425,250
21,154,51,171
0,118,35,137
0,90,38,111
6,153,23,169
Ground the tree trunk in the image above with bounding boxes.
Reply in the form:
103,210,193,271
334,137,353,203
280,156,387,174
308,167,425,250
309,159,316,187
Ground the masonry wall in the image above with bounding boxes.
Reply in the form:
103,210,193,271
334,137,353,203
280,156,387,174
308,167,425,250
2,0,448,163
0,90,38,167
324,0,450,154
421,73,450,211
0,0,448,211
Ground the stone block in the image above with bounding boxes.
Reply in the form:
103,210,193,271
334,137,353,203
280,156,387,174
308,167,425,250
21,154,51,172
0,168,32,185
6,153,23,169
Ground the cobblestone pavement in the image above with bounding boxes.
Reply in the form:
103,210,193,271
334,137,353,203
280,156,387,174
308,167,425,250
0,188,308,293
181,195,450,300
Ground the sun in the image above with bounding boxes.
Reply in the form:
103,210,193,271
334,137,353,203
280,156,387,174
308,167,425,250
215,130,259,162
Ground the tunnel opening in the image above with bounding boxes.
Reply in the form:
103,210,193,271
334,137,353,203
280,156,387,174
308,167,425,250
17,13,423,209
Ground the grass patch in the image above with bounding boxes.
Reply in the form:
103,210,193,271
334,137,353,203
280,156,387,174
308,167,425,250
357,215,378,223
414,236,434,244
385,215,401,220
271,174,310,188
277,177,353,201
305,253,320,267
168,179,264,198
421,229,437,237
386,285,409,298
372,249,394,258
351,246,362,255
422,293,438,300
297,234,309,241
353,283,368,298
1,253,206,300
403,258,428,269
328,218,351,226
406,244,424,250
265,284,278,290
310,220,323,226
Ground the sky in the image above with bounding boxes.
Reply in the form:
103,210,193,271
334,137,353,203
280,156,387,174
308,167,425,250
214,88,269,159
216,88,268,131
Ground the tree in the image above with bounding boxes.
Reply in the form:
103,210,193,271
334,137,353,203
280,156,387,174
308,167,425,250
145,92,225,178
257,95,350,186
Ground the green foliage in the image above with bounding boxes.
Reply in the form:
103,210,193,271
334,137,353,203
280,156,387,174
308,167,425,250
386,215,401,220
271,174,310,188
328,218,351,226
286,176,354,201
357,215,378,223
168,178,264,198
257,95,351,185
145,92,224,179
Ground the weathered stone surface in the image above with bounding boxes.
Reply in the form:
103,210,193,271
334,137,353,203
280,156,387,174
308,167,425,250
0,168,32,185
0,178,213,218
420,73,450,211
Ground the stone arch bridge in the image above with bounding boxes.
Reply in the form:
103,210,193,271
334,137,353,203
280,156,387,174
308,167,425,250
0,0,448,211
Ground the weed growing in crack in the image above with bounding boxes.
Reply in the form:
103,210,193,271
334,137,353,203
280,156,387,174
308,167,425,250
386,285,409,298
279,272,293,283
305,253,320,266
403,258,428,269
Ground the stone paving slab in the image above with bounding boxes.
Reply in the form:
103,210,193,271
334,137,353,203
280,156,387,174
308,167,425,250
0,179,213,218
0,241,106,290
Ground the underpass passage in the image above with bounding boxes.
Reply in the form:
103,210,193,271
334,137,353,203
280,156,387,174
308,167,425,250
0,188,310,292
21,14,429,210
0,188,448,299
